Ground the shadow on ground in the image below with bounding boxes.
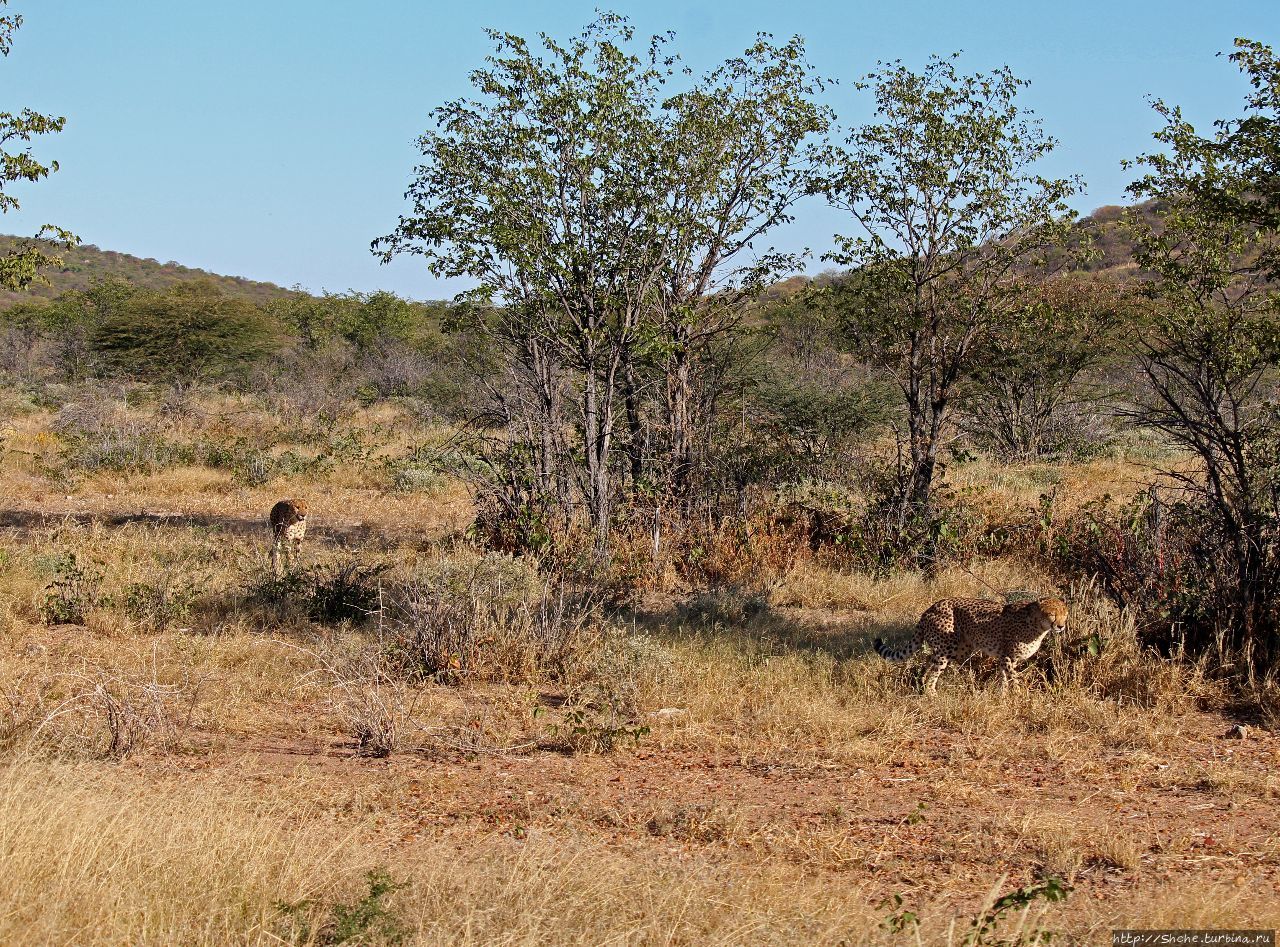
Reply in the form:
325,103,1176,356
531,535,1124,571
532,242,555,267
624,590,906,661
0,507,451,551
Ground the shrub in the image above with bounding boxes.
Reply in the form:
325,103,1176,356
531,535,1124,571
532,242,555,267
307,559,390,624
380,560,600,686
959,278,1134,462
198,436,333,487
243,557,389,627
381,448,458,494
1056,490,1280,673
122,573,199,631
36,670,207,760
275,868,408,946
815,459,988,577
58,422,193,475
90,280,283,382
548,631,671,753
249,341,361,424
340,683,404,759
40,553,102,625
49,385,129,434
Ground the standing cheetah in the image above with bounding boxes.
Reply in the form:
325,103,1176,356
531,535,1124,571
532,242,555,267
268,499,308,575
874,597,1068,693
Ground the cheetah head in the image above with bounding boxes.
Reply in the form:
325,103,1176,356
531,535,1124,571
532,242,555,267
291,499,308,520
1037,598,1069,634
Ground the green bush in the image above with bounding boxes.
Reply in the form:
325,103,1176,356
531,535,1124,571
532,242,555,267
40,553,102,625
275,868,408,946
122,575,199,631
91,280,282,382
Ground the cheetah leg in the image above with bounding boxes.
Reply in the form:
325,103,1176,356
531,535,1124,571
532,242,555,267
1000,657,1020,694
923,655,949,694
271,538,284,577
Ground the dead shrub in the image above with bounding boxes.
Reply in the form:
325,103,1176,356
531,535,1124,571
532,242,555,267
337,678,411,759
290,642,417,759
645,803,741,843
86,671,204,759
380,576,602,686
8,667,208,760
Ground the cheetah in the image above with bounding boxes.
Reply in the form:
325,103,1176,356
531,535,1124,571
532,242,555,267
268,498,308,575
874,597,1068,693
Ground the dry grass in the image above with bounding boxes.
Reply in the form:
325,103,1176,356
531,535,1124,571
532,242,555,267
772,555,1055,613
0,760,1275,946
0,761,379,946
0,393,1278,943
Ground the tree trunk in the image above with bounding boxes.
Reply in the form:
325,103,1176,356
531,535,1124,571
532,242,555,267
581,367,612,554
621,348,646,488
666,336,694,498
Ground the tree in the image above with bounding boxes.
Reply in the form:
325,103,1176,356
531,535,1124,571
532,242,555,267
375,14,831,552
641,37,831,497
3,277,139,380
1178,39,1280,242
1123,38,1280,668
0,1,76,291
91,281,283,382
816,54,1082,561
268,289,424,351
961,276,1138,460
376,14,676,551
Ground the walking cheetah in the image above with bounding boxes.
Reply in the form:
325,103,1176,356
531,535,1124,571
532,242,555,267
268,498,308,575
874,597,1069,693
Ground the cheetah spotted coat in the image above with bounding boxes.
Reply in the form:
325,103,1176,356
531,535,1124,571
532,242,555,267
268,498,308,574
874,597,1069,692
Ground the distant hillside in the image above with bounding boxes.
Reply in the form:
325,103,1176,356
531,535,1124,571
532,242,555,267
788,200,1161,296
0,236,294,308
1,200,1160,312
1055,199,1162,279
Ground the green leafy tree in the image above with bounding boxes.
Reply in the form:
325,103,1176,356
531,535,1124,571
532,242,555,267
641,37,831,496
91,281,283,382
962,276,1139,459
1122,38,1280,667
376,14,680,551
377,14,831,552
0,1,76,290
816,54,1082,562
269,289,424,351
1175,39,1280,241
11,278,139,379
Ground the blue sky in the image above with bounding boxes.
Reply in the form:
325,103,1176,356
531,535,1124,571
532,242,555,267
2,0,1275,300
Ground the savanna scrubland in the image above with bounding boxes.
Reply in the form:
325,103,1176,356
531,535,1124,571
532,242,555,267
1,9,1280,947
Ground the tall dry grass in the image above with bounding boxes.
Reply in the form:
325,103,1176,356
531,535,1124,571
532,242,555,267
0,760,1274,946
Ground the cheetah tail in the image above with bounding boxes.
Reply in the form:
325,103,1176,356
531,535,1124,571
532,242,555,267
874,632,921,662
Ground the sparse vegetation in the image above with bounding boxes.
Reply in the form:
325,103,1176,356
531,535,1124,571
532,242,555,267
0,11,1277,945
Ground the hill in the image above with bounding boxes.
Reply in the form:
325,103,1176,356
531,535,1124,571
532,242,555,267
0,236,294,308
1056,199,1162,279
2,200,1160,312
773,200,1160,301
